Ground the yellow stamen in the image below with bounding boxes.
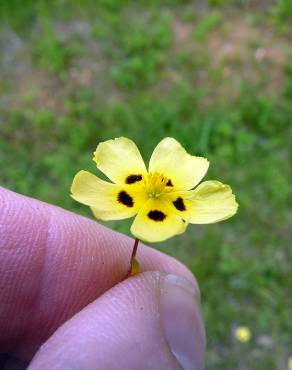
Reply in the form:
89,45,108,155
143,172,170,198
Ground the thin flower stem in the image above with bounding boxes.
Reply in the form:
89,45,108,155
125,238,140,278
131,238,139,264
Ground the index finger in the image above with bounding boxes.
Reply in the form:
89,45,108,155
0,187,197,361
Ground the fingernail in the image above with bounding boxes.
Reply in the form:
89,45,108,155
160,274,205,370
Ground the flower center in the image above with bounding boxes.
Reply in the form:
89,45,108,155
143,172,170,198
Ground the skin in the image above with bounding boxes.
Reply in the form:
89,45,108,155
0,186,205,370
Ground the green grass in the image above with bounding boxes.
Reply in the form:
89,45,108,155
1,1,292,369
32,21,81,77
192,11,222,41
110,11,172,87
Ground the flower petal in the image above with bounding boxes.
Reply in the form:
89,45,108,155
149,137,209,190
93,137,147,185
130,198,187,242
71,170,147,220
183,180,238,224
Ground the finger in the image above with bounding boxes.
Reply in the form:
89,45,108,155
29,272,205,370
0,187,197,360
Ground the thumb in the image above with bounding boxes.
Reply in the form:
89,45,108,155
28,272,205,370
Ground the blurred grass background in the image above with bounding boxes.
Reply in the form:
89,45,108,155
0,0,292,369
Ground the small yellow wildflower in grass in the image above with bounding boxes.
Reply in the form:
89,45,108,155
288,356,292,370
71,137,238,243
235,326,251,343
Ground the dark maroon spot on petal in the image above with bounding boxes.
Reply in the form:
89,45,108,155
148,210,167,221
173,197,186,211
166,179,173,186
126,174,143,184
117,191,134,207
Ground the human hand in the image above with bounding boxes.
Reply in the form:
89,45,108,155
0,187,205,370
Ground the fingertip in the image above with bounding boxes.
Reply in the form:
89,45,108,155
29,271,204,370
0,186,200,365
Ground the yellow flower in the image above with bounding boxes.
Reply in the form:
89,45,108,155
71,137,238,242
235,326,251,343
288,357,292,370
